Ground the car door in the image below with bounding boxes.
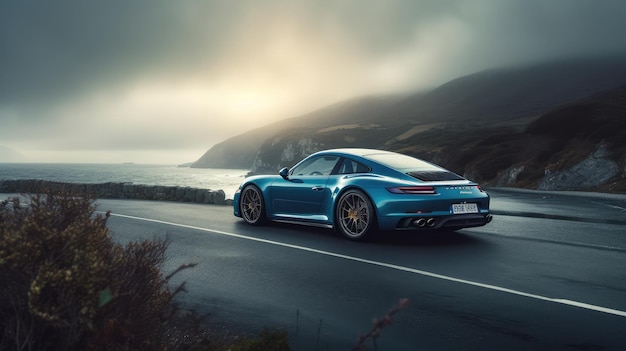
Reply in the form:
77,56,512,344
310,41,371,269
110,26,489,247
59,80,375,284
270,155,340,215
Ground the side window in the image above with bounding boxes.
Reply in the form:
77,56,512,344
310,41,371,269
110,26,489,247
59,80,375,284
355,162,370,173
336,158,370,174
291,156,340,176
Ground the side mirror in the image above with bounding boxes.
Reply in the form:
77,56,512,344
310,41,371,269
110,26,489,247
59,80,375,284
279,167,290,180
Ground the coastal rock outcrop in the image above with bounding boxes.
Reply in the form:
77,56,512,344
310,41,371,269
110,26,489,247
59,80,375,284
538,144,620,191
249,135,324,174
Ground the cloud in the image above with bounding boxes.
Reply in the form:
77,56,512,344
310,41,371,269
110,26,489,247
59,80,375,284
0,145,24,162
1,0,625,163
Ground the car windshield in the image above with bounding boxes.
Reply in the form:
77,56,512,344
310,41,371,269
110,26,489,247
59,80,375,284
366,153,441,171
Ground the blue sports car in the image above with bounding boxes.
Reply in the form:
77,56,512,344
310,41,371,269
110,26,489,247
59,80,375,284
234,148,491,241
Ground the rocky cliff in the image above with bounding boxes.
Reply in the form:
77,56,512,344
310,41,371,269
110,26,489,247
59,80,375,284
193,56,626,193
247,84,626,192
537,143,622,191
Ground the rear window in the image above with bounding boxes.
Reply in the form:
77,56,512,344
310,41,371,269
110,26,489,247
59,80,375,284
407,171,465,181
366,153,441,171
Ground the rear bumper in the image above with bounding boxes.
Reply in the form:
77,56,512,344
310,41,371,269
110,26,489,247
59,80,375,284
390,213,492,231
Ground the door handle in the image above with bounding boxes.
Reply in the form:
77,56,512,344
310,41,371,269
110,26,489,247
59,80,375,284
311,186,324,191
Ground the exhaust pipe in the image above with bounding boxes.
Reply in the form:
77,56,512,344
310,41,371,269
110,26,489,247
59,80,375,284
426,218,436,227
413,218,426,227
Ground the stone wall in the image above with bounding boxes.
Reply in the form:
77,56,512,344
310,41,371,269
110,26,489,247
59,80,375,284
0,179,228,205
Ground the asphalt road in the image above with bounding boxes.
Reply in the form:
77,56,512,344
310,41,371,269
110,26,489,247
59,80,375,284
5,189,626,350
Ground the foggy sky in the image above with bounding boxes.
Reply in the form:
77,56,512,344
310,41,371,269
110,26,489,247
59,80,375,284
1,0,625,164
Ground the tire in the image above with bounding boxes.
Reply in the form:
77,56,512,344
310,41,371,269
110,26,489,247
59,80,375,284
335,189,376,241
240,185,266,225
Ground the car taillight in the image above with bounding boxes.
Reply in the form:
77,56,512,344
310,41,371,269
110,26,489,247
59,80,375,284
387,186,436,194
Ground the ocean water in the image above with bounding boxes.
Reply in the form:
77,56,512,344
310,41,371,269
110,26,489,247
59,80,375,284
0,163,248,200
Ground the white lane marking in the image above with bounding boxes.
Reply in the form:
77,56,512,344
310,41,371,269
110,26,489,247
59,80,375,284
589,201,626,212
109,212,626,318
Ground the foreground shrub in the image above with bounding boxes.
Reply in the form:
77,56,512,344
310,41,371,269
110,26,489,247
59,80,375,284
180,327,290,351
353,298,410,351
0,190,400,350
0,190,183,350
227,328,290,351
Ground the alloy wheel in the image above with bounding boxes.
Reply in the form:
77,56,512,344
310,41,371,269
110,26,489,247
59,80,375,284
337,190,374,240
240,185,265,225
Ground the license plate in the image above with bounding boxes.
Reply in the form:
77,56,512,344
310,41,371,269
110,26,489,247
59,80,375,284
452,203,478,214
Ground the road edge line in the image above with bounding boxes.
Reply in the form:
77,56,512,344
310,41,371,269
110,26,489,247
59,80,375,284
108,212,626,319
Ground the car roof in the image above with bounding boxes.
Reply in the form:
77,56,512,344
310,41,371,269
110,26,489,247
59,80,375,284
313,148,446,172
314,148,397,158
